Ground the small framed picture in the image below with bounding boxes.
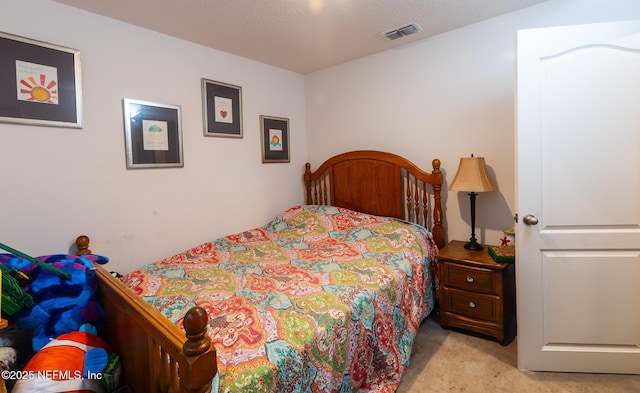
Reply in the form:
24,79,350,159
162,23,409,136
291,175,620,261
0,31,83,128
123,98,183,169
202,78,242,138
260,115,290,163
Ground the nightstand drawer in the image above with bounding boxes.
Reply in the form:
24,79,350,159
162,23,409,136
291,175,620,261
442,262,500,295
443,288,500,322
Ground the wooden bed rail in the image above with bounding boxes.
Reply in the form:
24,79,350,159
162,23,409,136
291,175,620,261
75,236,217,393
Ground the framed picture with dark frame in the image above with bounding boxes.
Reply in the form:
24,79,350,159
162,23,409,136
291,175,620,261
201,78,242,138
123,98,184,169
0,31,83,128
260,115,290,163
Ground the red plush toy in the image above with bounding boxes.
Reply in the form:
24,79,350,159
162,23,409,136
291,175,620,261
12,325,119,393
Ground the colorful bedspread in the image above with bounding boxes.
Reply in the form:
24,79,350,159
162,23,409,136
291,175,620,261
122,205,438,392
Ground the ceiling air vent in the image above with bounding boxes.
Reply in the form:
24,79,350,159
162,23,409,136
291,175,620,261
382,23,422,41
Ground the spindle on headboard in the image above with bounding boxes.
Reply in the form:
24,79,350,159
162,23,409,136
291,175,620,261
430,159,444,248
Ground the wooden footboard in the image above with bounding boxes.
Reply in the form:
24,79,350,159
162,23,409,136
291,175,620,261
76,236,217,393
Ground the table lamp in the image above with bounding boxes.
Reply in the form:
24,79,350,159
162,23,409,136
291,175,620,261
449,155,497,250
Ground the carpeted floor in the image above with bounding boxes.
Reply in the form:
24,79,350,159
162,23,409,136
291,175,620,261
398,313,640,392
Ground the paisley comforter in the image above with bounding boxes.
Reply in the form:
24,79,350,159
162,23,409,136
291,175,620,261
122,205,439,392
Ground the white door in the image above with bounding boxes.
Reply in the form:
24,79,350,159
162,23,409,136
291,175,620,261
516,20,640,373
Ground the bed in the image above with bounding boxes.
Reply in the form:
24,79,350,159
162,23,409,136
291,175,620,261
80,150,445,393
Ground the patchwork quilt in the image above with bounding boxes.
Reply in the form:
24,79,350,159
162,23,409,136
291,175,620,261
122,205,438,392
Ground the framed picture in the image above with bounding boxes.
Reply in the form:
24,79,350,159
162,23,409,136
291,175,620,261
123,98,183,169
260,115,290,163
201,78,242,138
0,32,82,128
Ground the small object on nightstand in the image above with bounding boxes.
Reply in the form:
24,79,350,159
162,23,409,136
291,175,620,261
503,228,515,246
437,240,516,345
487,245,515,263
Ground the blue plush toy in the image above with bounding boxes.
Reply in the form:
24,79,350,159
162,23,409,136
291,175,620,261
0,253,108,351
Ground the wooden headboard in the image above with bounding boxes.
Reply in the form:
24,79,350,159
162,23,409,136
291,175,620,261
304,150,444,249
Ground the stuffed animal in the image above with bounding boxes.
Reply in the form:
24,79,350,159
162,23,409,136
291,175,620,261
0,325,33,370
0,325,34,391
12,323,120,393
0,253,108,351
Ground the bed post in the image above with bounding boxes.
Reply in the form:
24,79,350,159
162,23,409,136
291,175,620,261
304,163,312,204
75,234,91,255
180,307,217,393
431,159,445,249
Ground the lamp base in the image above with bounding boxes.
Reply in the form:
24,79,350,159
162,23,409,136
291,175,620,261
464,239,483,251
464,192,483,251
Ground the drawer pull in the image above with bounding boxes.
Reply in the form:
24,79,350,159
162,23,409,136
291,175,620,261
469,301,476,308
466,275,474,283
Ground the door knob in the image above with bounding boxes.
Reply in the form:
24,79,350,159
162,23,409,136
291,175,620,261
523,214,539,226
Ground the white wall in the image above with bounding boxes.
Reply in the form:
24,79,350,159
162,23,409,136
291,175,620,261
0,0,307,272
305,0,640,247
3,0,640,275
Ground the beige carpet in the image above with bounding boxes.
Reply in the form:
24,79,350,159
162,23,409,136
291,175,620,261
397,314,640,393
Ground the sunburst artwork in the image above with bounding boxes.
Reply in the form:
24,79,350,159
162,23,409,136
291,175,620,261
0,32,82,128
15,60,59,105
269,129,283,151
260,115,289,163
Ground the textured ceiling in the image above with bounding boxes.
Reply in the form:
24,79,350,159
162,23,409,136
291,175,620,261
53,0,549,74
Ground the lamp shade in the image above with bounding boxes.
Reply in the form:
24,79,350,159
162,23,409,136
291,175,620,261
448,156,497,193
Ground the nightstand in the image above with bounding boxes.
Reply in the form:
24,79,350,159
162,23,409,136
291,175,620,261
437,240,516,345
